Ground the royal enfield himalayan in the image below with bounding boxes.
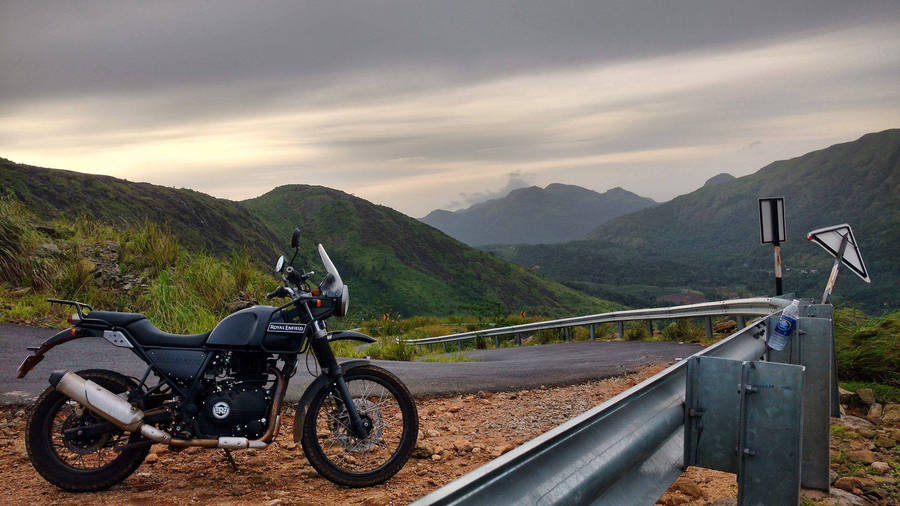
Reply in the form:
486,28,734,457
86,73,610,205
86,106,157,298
16,228,418,491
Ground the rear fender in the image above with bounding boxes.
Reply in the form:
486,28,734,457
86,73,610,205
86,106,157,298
16,327,101,379
292,359,370,442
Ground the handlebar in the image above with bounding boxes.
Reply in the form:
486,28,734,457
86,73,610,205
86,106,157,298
266,286,288,299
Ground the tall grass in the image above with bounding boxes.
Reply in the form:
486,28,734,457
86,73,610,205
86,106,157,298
0,209,275,333
122,220,179,276
231,249,254,293
0,197,56,288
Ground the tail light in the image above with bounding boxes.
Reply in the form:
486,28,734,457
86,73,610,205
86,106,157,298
67,314,81,326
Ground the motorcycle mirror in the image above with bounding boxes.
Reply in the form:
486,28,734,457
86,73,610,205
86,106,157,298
291,227,301,249
274,255,285,273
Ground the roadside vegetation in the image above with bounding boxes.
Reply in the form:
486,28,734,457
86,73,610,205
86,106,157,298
2,196,898,382
0,196,273,333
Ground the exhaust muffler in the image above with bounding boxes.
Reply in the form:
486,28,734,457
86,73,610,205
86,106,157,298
50,370,171,444
49,370,274,449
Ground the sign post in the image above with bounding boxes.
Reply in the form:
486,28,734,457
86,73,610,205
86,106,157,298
759,198,786,295
807,223,870,417
807,224,870,304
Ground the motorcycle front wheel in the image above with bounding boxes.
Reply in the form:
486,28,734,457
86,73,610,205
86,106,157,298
300,364,418,487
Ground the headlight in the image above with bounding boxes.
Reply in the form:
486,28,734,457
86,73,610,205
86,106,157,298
337,285,349,317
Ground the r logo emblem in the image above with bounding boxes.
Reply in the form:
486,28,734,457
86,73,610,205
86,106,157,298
212,401,230,420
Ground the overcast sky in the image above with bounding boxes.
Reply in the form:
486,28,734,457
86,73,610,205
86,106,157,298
2,1,898,216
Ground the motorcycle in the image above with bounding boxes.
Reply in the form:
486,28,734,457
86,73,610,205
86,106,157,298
16,228,418,491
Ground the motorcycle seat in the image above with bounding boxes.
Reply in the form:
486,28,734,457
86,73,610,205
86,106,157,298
87,311,147,327
124,319,210,348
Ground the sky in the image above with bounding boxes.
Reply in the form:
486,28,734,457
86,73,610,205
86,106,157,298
1,1,899,217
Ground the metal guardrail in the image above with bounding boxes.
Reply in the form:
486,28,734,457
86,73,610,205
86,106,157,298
411,297,809,506
408,297,789,347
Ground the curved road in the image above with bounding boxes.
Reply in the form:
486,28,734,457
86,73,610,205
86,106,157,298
1,323,702,404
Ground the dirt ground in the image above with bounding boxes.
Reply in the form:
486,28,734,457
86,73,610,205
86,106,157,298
0,364,740,505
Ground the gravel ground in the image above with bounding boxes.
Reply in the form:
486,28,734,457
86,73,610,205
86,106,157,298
0,363,738,505
5,363,888,505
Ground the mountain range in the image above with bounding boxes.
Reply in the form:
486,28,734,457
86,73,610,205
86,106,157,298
420,184,655,245
0,159,614,318
489,129,900,312
4,128,896,316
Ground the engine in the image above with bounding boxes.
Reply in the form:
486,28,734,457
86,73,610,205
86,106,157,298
194,352,273,439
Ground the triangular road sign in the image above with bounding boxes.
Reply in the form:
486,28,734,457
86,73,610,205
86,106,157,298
807,224,870,283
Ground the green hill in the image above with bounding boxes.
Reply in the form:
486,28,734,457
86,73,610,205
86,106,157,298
0,159,279,262
241,185,617,317
489,129,900,312
0,158,617,319
421,184,655,246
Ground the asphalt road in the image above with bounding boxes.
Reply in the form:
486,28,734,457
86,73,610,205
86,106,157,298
1,323,702,404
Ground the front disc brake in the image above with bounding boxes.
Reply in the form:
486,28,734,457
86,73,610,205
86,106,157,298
328,398,383,453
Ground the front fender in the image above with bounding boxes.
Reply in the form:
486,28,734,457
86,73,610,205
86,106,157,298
327,331,376,344
16,327,99,378
292,359,370,442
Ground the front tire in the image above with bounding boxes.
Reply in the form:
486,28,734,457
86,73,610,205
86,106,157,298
301,364,418,487
25,369,150,492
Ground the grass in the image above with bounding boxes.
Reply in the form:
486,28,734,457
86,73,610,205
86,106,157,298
839,381,900,404
4,198,899,374
834,308,900,387
0,204,276,334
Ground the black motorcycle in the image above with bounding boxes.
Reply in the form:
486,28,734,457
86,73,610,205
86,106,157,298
16,228,418,491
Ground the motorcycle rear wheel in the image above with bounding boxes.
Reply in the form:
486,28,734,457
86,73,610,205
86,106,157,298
300,364,418,487
25,369,150,492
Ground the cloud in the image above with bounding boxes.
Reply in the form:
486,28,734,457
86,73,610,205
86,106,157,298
453,170,536,210
0,7,898,216
742,141,763,151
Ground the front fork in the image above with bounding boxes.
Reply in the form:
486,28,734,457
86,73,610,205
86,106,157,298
308,318,370,439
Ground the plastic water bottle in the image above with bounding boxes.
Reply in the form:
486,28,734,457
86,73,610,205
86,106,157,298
768,299,800,351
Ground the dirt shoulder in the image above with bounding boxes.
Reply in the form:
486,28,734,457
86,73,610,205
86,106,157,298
0,364,895,505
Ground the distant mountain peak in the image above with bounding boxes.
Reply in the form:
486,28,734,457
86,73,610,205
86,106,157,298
703,173,736,187
420,182,656,246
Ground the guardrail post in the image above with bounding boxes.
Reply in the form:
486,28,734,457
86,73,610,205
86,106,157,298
589,324,595,340
737,315,746,328
428,343,433,353
646,320,653,336
564,327,570,342
618,321,624,339
705,317,713,339
767,302,834,492
442,342,448,353
515,333,522,345
494,336,500,348
685,356,804,505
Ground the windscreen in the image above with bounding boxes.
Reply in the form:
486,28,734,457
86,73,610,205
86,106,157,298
317,243,343,297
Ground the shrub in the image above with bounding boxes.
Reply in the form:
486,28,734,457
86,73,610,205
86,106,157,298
367,335,417,361
661,319,705,342
835,310,900,387
624,326,649,341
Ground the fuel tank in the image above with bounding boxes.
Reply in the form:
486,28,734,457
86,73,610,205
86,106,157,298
206,306,306,352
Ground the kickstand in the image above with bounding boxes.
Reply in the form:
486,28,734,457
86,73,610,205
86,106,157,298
223,449,239,471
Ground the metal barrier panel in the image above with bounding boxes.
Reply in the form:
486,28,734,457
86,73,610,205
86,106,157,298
411,320,768,506
766,303,834,492
737,361,804,505
685,357,805,505
684,357,743,473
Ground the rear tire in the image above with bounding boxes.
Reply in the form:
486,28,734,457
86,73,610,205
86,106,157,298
301,364,418,487
25,369,150,492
